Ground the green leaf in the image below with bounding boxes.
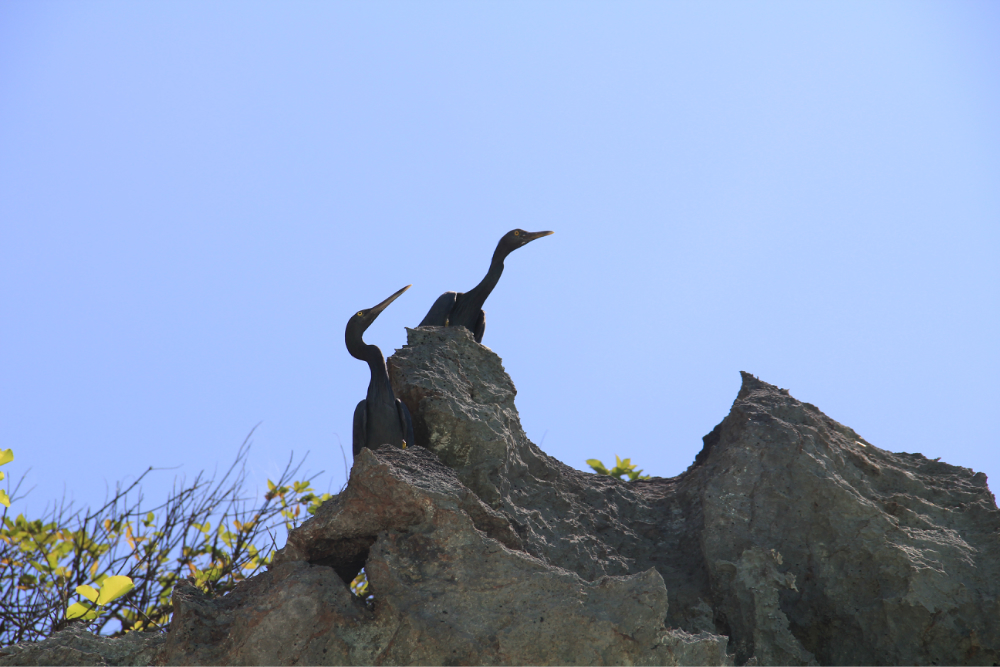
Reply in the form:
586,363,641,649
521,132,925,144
76,584,99,603
586,459,610,475
29,559,51,575
308,493,332,515
97,575,134,604
66,601,99,620
0,449,13,466
588,455,651,481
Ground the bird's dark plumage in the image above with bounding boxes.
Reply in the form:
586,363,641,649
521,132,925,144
418,229,553,343
346,285,415,457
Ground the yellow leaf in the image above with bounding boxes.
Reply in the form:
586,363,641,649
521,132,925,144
0,449,13,466
66,601,99,620
76,584,99,603
0,489,9,508
585,459,609,475
97,575,134,604
0,470,5,481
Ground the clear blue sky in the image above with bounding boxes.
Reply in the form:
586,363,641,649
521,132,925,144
2,2,998,518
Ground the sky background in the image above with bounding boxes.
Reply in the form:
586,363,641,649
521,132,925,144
2,1,998,520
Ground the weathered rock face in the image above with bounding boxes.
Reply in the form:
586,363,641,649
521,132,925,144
0,625,164,666
386,327,1000,665
388,327,719,635
273,444,729,665
3,325,998,666
698,374,1000,665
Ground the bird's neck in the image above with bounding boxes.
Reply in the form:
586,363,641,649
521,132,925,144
464,249,506,311
349,341,395,402
366,347,396,404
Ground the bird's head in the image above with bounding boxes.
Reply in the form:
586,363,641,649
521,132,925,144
345,285,411,355
498,229,554,256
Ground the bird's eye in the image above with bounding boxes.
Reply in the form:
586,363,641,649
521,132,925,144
514,230,520,236
357,311,364,317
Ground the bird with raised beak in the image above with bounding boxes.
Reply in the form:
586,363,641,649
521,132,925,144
345,285,415,457
418,229,554,343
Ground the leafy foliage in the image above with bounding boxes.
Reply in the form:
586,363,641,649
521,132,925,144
0,434,336,644
586,455,651,481
66,575,134,621
0,448,13,508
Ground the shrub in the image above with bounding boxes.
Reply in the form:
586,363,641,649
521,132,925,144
586,455,651,481
0,432,334,644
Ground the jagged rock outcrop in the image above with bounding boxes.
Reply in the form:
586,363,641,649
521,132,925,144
3,325,998,665
387,326,1000,664
387,327,719,634
697,372,1000,665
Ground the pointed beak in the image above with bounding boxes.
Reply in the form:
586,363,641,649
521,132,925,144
368,284,411,319
525,230,554,242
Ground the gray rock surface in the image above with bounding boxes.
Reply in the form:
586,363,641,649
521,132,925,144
389,327,719,634
274,444,730,665
3,324,998,665
387,326,1000,665
698,371,1000,665
0,625,164,666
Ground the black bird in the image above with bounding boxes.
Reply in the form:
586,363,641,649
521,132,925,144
418,229,554,343
346,285,415,458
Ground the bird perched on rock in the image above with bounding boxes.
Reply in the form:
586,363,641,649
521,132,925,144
417,229,554,343
346,285,415,458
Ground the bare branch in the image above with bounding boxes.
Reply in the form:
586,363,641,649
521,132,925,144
0,428,320,643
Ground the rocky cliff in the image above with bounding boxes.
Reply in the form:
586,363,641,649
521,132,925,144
3,326,998,665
